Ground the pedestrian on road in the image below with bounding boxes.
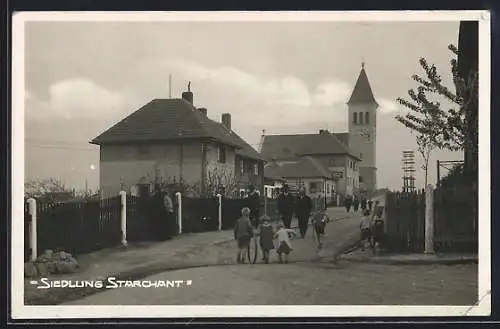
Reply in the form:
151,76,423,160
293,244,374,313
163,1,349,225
234,207,254,264
344,196,352,213
361,198,367,212
277,185,295,229
246,185,261,227
359,209,372,251
295,187,313,238
257,216,275,264
370,200,381,221
353,196,360,212
275,223,296,264
368,199,374,212
311,210,330,249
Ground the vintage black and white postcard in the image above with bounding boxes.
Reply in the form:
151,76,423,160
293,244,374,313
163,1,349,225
11,10,491,319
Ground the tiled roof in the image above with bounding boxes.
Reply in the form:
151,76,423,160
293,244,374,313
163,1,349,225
264,156,331,179
347,67,378,106
260,132,360,161
90,98,264,161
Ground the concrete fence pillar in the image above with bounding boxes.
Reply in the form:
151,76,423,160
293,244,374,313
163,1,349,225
216,194,222,231
425,184,435,254
119,191,128,247
175,192,182,234
27,198,37,261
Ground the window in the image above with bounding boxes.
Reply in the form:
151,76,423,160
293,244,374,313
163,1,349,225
253,163,259,175
359,112,364,124
365,112,370,124
359,176,364,183
353,112,358,124
309,182,318,191
217,144,226,163
240,160,244,174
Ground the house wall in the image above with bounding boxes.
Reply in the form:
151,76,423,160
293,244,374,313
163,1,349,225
309,154,360,197
204,142,237,195
234,155,265,195
99,142,204,198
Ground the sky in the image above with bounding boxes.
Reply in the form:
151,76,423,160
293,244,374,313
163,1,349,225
23,18,464,192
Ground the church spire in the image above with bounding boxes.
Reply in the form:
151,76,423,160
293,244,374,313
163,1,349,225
347,62,378,107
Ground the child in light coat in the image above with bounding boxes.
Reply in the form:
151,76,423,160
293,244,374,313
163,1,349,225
274,224,296,264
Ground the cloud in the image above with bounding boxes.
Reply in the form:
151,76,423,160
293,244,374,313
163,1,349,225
137,57,353,127
378,98,401,114
25,78,136,121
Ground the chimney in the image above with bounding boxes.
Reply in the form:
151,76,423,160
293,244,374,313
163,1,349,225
181,81,193,104
222,113,231,130
198,107,207,115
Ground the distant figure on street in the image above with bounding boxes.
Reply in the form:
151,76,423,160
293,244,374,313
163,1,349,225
311,210,331,249
344,196,352,212
278,185,295,229
257,216,275,264
246,185,260,227
353,196,360,212
359,209,372,251
275,223,296,264
361,198,367,211
295,187,313,238
370,200,381,221
233,207,254,264
162,187,177,240
368,199,374,212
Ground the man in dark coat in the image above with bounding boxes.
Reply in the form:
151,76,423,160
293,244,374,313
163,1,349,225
278,185,295,229
295,187,313,238
344,196,352,212
246,185,261,227
353,196,360,212
361,198,367,212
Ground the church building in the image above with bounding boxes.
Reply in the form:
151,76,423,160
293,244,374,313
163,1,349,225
260,63,379,198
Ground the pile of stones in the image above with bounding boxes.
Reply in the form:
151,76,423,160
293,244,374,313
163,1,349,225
24,249,79,278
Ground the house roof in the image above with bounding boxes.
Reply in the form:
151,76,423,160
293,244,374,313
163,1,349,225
347,66,378,106
260,131,360,161
334,132,349,146
90,98,264,161
264,156,331,179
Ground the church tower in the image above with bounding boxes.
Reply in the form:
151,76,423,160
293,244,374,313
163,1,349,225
347,62,378,193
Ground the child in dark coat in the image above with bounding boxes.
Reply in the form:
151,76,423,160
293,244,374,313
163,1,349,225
257,216,275,264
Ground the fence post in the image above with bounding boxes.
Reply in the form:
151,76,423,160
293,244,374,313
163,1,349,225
27,198,37,261
425,184,435,254
216,194,222,231
119,191,128,247
176,192,182,234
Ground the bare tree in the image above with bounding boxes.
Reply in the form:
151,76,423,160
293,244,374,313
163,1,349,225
24,178,69,198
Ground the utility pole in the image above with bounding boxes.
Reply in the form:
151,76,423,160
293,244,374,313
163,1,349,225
401,150,416,193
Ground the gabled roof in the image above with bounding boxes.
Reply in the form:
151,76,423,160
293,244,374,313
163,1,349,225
347,65,378,106
90,98,264,161
264,156,331,179
260,132,360,161
334,132,349,147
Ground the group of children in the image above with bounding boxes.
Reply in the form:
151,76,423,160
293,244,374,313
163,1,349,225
233,207,330,264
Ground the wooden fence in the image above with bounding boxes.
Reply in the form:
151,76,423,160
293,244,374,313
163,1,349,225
385,190,426,253
24,193,327,261
384,185,477,254
433,186,478,253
